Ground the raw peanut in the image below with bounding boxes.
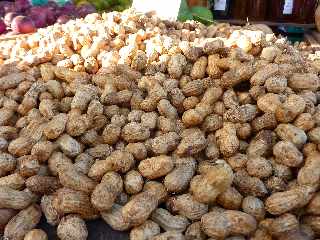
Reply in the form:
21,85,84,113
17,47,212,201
185,221,206,240
0,126,18,140
247,130,276,157
233,170,268,197
101,204,131,231
268,213,299,237
40,64,55,81
184,96,200,110
265,186,311,215
102,123,121,145
124,170,143,194
0,153,16,177
223,89,239,109
91,171,123,211
206,54,222,78
85,144,112,159
308,127,320,144
40,195,61,226
53,188,98,219
191,56,207,80
24,229,48,240
217,187,243,210
297,151,320,187
151,208,189,232
143,181,168,204
0,108,14,126
275,124,307,149
220,63,254,88
157,99,178,119
74,153,94,175
57,215,88,240
0,186,33,209
176,128,206,156
138,155,174,179
216,123,239,157
246,156,272,178
57,163,97,193
260,46,282,62
0,173,25,190
203,39,224,54
125,142,147,161
275,94,305,123
48,152,73,176
205,135,220,160
302,215,320,235
150,231,185,240
190,163,233,204
201,210,257,239
89,150,134,181
43,113,68,139
4,205,42,240
141,112,158,130
250,63,279,86
251,112,277,132
224,104,257,123
182,79,205,97
66,110,89,137
167,194,208,221
167,54,187,79
0,73,25,90
57,134,82,157
0,209,17,232
226,153,248,171
242,196,265,221
122,191,158,226
288,73,320,91
46,80,64,99
164,157,196,193
273,141,303,167
306,192,320,215
26,175,61,195
257,93,281,113
130,220,160,240
264,76,287,93
122,122,150,142
31,141,54,163
8,137,35,157
18,155,40,177
151,132,180,155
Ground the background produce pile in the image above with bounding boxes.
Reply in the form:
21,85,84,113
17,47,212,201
0,8,320,240
0,0,96,34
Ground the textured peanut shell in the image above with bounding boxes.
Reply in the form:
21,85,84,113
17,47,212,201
4,205,42,240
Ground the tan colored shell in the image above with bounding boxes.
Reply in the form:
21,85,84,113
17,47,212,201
57,215,88,240
201,210,257,239
24,229,48,240
4,205,42,240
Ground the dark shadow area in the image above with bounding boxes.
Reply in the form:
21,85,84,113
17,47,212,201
38,217,129,240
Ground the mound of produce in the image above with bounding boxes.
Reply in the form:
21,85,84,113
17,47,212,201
0,9,320,240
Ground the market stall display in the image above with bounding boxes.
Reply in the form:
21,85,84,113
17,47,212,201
0,6,320,240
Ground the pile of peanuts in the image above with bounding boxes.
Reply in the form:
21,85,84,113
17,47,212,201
1,8,320,240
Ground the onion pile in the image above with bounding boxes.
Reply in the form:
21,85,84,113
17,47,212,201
0,0,96,34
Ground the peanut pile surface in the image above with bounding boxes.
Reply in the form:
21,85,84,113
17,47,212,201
1,9,320,240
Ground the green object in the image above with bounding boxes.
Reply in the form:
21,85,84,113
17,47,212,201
54,0,70,6
278,26,305,43
30,0,48,6
191,6,214,24
178,0,214,25
178,0,193,22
